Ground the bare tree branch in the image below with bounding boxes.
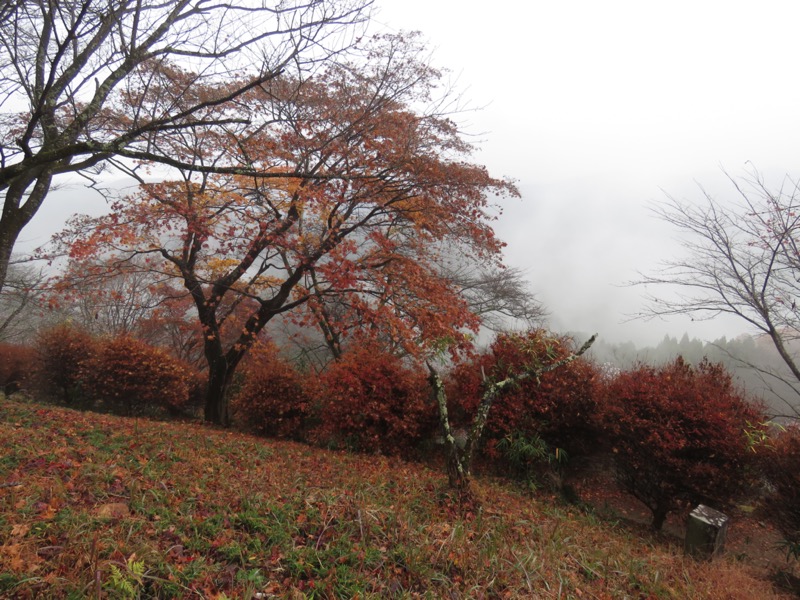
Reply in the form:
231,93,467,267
637,169,800,416
0,0,373,293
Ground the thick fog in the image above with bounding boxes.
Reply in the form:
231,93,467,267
374,0,800,346
12,1,800,350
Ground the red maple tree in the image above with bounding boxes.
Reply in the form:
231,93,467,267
50,34,517,426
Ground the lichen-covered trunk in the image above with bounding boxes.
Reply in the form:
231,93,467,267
427,363,473,495
427,362,523,497
426,334,597,500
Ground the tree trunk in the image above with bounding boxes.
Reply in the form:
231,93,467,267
0,173,53,294
204,358,233,427
427,362,473,495
0,198,26,295
651,501,669,531
426,334,597,502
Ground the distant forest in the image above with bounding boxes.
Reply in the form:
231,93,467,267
585,332,800,421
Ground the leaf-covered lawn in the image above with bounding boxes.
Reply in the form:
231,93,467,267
0,397,790,598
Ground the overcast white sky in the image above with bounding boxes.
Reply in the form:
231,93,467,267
16,1,800,346
372,0,800,345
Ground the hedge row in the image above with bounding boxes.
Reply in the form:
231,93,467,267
1,325,795,537
1,323,199,415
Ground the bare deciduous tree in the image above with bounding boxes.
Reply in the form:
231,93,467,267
0,0,371,293
638,170,800,417
444,263,546,332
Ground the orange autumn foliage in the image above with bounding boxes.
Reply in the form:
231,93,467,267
80,335,196,415
231,344,312,440
50,34,516,426
0,343,36,395
36,323,97,404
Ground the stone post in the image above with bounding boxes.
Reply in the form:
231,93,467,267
684,504,729,559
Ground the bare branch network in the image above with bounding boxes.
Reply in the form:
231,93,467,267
0,0,373,293
637,169,800,408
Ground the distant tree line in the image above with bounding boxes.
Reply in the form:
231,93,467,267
587,331,800,420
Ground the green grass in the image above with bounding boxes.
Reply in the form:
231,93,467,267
0,396,790,599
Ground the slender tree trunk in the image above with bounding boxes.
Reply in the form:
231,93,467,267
427,363,471,493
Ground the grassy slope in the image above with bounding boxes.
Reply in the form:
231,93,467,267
0,397,790,599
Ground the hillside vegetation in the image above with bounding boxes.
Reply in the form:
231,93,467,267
0,397,791,599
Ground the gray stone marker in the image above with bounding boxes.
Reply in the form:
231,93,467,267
684,504,729,559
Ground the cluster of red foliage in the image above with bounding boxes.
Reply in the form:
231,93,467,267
33,324,197,415
596,358,764,530
230,343,311,440
310,343,437,457
447,330,599,457
80,335,195,415
760,425,800,547
22,321,770,536
0,343,36,394
36,323,97,404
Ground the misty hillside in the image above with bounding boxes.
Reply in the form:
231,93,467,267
585,332,800,420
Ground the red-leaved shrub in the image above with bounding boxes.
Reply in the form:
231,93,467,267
231,343,310,439
312,344,436,456
597,357,764,530
81,335,195,415
447,330,599,458
761,425,800,551
0,343,36,394
36,323,97,403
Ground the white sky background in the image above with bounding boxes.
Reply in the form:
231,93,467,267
373,0,800,345
15,1,800,346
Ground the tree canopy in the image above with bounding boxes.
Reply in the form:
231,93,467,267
50,33,518,425
0,0,371,293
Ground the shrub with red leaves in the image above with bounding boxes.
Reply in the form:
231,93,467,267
36,323,97,404
231,343,310,439
597,357,764,530
0,343,36,394
81,335,194,415
447,330,599,458
312,344,436,456
761,425,800,552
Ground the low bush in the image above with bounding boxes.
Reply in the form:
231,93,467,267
0,343,36,394
231,343,310,439
312,344,436,457
496,430,568,492
80,335,195,415
597,357,764,530
760,424,800,557
36,323,97,404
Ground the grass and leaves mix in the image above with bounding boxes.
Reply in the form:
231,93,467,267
0,397,790,598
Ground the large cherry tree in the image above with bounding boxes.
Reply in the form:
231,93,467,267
52,35,518,425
